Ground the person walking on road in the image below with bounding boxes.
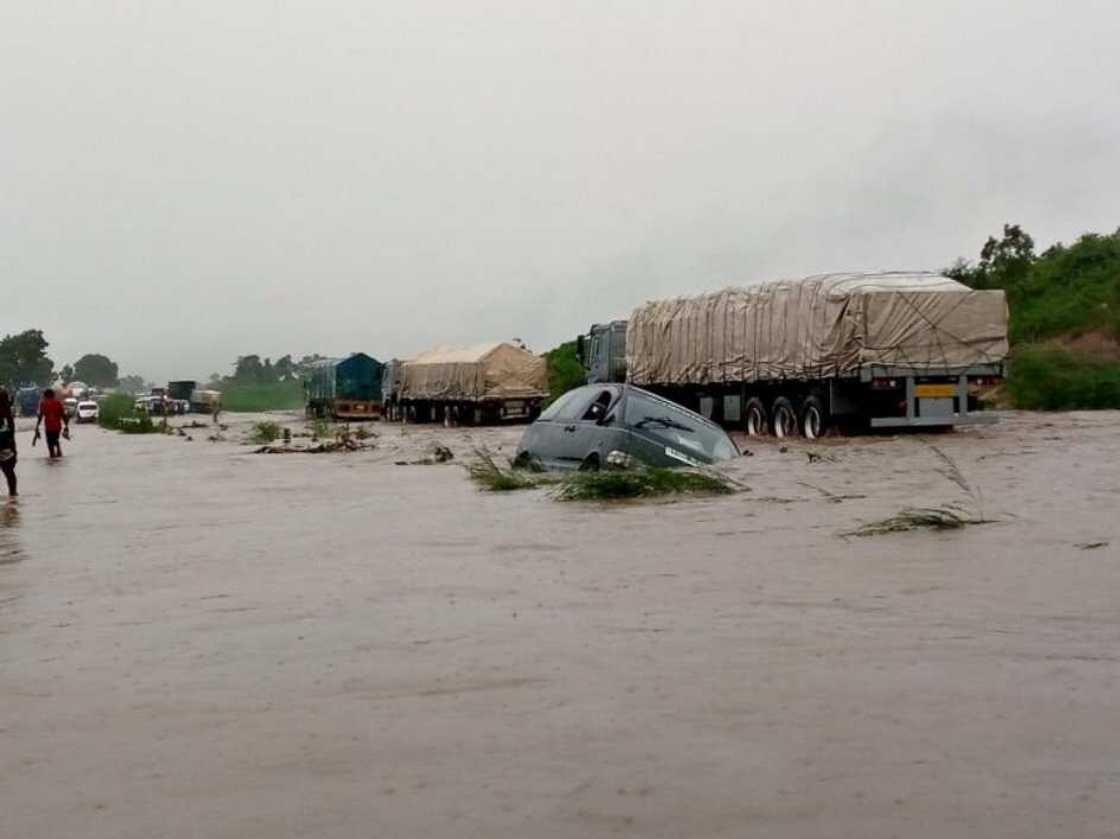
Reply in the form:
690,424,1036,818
0,388,17,498
36,388,69,459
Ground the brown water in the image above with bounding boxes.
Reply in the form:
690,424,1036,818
2,411,1119,838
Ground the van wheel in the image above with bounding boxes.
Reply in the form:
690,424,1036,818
745,398,768,436
800,395,828,439
579,454,601,472
771,397,797,439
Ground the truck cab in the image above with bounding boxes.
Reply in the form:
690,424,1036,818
577,320,628,384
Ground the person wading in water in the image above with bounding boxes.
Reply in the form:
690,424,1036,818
36,388,69,459
0,388,17,498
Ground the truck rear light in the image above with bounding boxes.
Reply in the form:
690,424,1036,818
870,378,900,390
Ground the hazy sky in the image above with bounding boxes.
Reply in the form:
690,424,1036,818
4,1,1118,381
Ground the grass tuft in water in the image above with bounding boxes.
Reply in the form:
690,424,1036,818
466,450,549,491
845,504,987,537
554,467,736,501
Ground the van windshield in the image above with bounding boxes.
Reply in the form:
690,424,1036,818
623,392,737,462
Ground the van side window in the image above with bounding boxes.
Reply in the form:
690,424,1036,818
580,389,615,422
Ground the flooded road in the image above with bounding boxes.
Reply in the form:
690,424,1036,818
2,411,1119,838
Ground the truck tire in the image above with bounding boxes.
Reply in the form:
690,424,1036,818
800,395,828,439
579,453,601,472
745,397,768,437
771,396,797,439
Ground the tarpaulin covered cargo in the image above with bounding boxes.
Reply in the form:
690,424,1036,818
627,272,1009,385
305,353,383,402
400,342,548,401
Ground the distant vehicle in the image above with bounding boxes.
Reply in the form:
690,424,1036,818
188,389,222,414
63,397,79,418
16,387,40,417
305,353,384,420
515,383,738,471
398,342,547,425
578,273,1008,436
75,401,99,423
134,395,164,414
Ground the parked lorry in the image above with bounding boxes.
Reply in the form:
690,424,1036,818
398,342,548,425
305,353,384,420
16,387,40,417
578,272,1008,437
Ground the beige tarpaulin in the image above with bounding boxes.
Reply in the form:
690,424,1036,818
627,273,1009,385
400,342,549,401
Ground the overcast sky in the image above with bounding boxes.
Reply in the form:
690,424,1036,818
3,1,1118,381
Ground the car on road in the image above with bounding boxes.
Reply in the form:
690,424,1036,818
515,383,739,471
75,401,100,424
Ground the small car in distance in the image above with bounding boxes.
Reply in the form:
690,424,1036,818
75,400,100,423
515,383,739,471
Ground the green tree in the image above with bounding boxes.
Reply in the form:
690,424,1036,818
543,340,586,402
117,374,147,395
60,363,75,383
233,354,265,383
947,223,1036,293
0,329,54,388
73,353,120,387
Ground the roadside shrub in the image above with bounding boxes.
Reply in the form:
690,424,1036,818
1007,345,1120,410
97,393,136,429
250,420,283,443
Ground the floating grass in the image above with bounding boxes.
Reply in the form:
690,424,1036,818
845,504,990,537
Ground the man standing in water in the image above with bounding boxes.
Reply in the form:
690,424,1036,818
0,388,17,498
36,388,69,459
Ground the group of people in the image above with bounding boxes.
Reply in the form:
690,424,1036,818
0,386,71,500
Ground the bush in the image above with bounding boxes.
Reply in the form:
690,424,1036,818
97,393,136,429
220,380,304,412
250,420,283,443
1007,345,1120,410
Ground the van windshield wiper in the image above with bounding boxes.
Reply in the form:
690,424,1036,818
634,415,694,433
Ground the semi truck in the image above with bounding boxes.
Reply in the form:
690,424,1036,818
305,353,384,420
578,272,1008,438
397,341,548,425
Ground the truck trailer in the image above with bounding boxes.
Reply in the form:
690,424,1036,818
398,342,548,425
579,272,1008,437
305,353,384,420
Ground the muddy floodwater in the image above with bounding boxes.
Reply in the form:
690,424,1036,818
2,411,1118,838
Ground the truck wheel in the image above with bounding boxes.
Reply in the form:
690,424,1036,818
579,454,601,472
744,398,768,436
771,397,797,439
800,395,828,439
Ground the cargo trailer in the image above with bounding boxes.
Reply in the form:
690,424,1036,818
305,353,384,420
398,342,547,425
579,272,1008,437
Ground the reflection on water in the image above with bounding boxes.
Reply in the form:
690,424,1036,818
0,502,25,564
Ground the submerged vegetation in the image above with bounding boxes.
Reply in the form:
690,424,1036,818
250,420,283,444
847,445,992,536
948,224,1120,409
466,449,738,501
467,450,549,491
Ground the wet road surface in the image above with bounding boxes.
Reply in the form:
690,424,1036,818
2,411,1119,838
